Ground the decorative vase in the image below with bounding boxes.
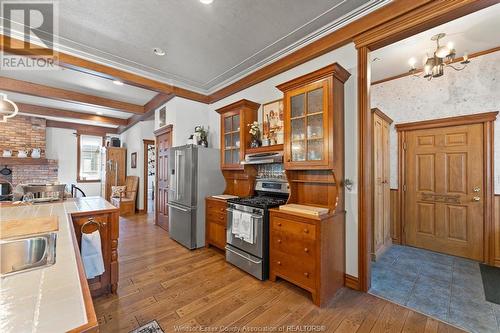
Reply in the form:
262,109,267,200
31,148,41,158
250,138,262,148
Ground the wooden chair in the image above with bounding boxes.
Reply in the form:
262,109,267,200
111,176,139,215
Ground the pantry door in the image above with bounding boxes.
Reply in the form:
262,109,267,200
404,123,484,261
155,125,173,232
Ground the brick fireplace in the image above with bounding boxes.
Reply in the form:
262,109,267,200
0,115,58,186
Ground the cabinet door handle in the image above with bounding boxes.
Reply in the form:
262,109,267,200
304,248,309,253
304,272,309,277
277,239,282,243
303,229,309,234
277,261,281,265
220,208,225,212
277,222,282,227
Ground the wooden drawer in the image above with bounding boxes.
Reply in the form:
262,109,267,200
271,216,316,240
207,211,226,224
271,250,316,290
206,198,227,211
270,230,316,260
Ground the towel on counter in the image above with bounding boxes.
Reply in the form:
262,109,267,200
232,210,242,236
81,230,105,279
238,212,254,244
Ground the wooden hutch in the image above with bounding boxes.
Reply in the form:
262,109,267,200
269,63,350,306
205,99,260,250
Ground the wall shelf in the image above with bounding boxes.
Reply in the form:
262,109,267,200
0,157,53,165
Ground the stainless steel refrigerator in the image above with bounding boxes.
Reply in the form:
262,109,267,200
168,145,225,249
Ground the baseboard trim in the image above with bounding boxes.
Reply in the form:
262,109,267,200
344,274,360,290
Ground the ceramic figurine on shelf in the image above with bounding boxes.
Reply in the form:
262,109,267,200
2,149,12,157
248,121,262,148
17,149,28,158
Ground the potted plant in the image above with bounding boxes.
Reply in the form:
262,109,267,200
194,126,208,147
248,121,262,148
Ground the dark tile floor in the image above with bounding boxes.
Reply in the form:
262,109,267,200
369,245,500,333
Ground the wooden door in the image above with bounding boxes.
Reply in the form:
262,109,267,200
372,111,392,260
405,123,484,260
155,126,172,231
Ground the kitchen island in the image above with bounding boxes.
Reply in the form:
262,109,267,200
0,197,119,333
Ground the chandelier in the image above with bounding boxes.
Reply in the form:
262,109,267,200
408,33,470,80
0,93,19,122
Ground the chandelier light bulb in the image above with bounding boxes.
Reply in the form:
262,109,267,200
408,57,417,69
447,41,454,50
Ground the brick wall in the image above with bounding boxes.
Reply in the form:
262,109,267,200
0,115,58,187
0,115,46,156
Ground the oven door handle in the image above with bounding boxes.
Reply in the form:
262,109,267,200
226,208,262,219
225,246,262,264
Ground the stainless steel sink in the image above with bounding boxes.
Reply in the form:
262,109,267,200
0,233,57,277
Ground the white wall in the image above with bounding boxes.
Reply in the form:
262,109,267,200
120,119,155,210
155,97,214,147
371,51,500,194
153,43,360,277
45,127,101,196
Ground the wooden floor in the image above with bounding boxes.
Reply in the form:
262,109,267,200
94,213,464,333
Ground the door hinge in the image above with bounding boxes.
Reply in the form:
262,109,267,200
403,185,407,192
403,142,407,150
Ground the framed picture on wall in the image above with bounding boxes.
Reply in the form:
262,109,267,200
131,152,137,169
262,99,284,144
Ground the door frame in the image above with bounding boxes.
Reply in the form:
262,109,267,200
354,0,498,292
143,139,155,213
154,124,173,227
396,112,498,263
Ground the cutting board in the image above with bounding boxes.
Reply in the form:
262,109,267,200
1,216,59,239
279,204,329,217
211,194,239,200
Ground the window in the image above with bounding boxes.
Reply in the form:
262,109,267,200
77,135,102,182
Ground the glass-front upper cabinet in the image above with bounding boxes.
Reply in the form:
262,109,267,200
277,64,351,170
216,100,260,170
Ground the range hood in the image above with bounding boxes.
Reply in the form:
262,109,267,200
241,151,283,165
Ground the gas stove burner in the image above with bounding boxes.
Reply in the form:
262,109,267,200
228,195,288,209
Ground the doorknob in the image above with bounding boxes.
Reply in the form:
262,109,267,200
473,186,481,193
472,196,480,202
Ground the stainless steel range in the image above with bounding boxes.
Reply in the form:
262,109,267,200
225,178,289,280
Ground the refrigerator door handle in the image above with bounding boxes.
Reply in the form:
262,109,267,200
167,203,190,212
174,150,180,201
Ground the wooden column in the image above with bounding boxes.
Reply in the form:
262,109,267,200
357,46,372,292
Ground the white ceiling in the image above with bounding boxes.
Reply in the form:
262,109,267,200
371,4,500,82
4,0,381,93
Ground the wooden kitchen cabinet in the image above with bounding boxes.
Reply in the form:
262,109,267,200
277,63,350,170
72,209,119,297
216,99,260,170
269,208,344,307
205,197,227,250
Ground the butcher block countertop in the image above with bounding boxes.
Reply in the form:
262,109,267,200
0,197,117,333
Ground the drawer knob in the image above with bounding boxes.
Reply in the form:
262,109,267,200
220,208,225,212
277,239,282,243
277,261,281,265
304,248,309,253
303,229,309,234
277,222,282,227
304,272,309,277
220,216,224,220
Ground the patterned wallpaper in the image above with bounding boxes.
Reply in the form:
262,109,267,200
371,51,500,193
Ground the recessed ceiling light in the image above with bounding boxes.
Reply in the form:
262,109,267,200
96,111,103,116
153,48,166,56
200,0,213,4
112,80,124,86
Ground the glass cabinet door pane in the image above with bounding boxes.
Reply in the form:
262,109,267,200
232,133,240,149
291,118,305,141
232,115,240,131
291,93,305,118
307,114,323,140
224,149,232,164
224,117,232,133
232,149,240,164
291,141,306,162
307,88,323,114
307,139,323,161
224,134,232,148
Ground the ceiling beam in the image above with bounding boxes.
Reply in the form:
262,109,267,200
46,119,117,136
16,102,128,126
0,34,210,104
0,76,144,114
117,93,175,134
